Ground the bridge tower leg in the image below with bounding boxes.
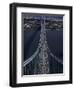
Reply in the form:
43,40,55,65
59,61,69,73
37,16,50,74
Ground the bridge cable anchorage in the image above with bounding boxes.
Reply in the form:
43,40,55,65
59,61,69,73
23,47,39,67
48,50,63,64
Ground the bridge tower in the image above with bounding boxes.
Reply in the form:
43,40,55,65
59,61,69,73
37,16,50,74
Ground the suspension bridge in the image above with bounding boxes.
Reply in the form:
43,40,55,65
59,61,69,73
23,16,63,74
